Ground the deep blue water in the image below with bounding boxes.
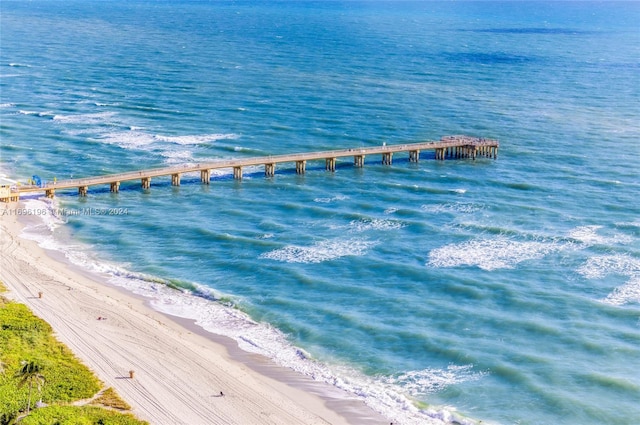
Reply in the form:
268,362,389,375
2,1,639,424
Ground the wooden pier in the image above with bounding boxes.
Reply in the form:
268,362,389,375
2,135,498,201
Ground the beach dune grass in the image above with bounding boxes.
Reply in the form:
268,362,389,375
0,285,146,424
92,387,132,411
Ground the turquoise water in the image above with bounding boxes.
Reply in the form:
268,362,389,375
2,1,639,424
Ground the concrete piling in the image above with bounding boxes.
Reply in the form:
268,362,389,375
200,169,210,184
264,163,275,177
171,173,181,186
325,158,336,172
296,160,306,174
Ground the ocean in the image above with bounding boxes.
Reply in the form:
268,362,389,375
1,1,639,424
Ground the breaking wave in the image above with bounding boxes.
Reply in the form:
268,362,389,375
350,218,405,232
577,254,640,306
427,237,563,271
385,365,488,396
260,238,377,263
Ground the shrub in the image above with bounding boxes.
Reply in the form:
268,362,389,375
20,405,147,425
92,387,131,411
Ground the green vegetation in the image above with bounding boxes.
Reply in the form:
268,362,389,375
0,300,101,412
0,284,147,424
92,388,131,411
20,406,143,425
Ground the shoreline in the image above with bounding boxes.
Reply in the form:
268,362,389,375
0,201,390,425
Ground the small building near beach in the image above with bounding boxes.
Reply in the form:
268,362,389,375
0,177,19,202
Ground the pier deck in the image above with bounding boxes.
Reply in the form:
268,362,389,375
3,135,498,201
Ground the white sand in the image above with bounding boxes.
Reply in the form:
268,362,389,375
0,203,388,425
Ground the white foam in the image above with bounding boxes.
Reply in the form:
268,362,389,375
0,103,15,108
428,237,562,271
421,203,484,214
350,218,404,232
616,220,640,228
384,207,398,214
313,195,349,203
160,149,194,164
602,277,640,306
17,199,90,257
96,130,239,165
385,364,487,396
568,225,632,246
17,109,53,117
53,111,118,124
577,254,640,280
451,188,467,194
97,130,156,148
260,238,377,263
20,198,66,233
577,254,640,306
154,133,239,145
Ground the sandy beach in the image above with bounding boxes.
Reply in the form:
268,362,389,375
0,202,388,425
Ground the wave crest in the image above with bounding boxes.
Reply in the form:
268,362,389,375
385,364,487,396
260,238,377,263
577,254,640,306
350,218,404,232
568,225,633,246
154,133,239,145
428,237,561,271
